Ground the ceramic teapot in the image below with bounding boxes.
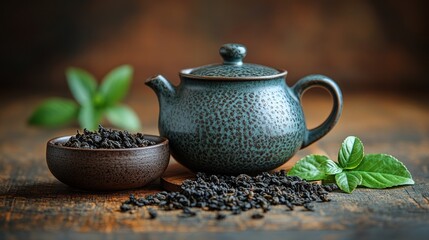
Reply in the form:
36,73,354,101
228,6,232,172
146,43,342,174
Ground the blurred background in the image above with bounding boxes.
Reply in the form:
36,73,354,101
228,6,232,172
1,0,428,131
2,0,428,92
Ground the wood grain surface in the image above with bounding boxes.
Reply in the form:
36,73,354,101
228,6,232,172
1,92,428,239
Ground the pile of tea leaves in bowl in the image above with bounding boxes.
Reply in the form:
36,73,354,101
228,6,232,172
57,125,156,149
120,171,338,220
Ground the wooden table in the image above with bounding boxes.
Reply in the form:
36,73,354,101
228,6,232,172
1,92,428,239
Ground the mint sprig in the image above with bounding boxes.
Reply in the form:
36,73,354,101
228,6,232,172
28,65,141,131
338,136,364,169
288,136,414,193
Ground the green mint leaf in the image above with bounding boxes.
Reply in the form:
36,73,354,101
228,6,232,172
92,92,105,108
322,175,336,184
28,98,78,127
338,136,364,169
335,172,362,193
106,105,141,131
323,159,343,175
99,65,133,107
349,154,414,188
66,67,97,106
78,104,102,131
288,155,331,181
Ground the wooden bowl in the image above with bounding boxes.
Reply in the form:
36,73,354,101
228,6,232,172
46,135,169,191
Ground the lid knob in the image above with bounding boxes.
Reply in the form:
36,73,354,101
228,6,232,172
219,43,247,65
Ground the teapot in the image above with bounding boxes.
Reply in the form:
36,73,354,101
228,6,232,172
146,43,342,174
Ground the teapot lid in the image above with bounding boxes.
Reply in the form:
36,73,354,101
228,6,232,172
181,43,286,80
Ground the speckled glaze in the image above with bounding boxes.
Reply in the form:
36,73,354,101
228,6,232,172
46,135,169,191
146,43,343,174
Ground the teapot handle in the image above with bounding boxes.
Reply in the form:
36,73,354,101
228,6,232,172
291,74,343,149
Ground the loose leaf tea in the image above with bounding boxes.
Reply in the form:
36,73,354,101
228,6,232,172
120,171,338,219
288,136,414,193
57,125,156,149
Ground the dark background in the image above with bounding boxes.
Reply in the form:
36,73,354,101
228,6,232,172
1,0,428,96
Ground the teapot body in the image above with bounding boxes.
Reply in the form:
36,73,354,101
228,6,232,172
158,76,305,174
146,43,343,174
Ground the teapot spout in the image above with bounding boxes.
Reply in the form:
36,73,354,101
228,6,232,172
145,75,176,102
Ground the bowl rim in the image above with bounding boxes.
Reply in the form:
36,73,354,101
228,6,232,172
47,134,169,152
